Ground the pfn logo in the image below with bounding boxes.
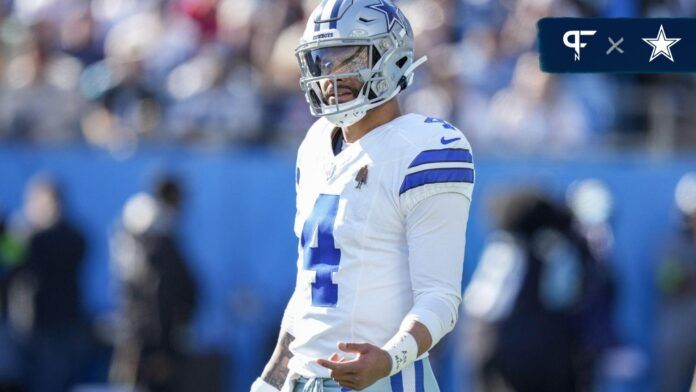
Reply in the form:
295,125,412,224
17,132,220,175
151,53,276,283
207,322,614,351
563,30,596,61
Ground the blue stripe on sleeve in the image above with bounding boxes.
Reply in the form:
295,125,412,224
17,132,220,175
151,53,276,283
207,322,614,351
399,168,474,195
390,371,403,392
415,360,425,392
408,148,473,168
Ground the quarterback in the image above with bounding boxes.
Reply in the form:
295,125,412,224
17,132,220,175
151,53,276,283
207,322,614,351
253,0,474,391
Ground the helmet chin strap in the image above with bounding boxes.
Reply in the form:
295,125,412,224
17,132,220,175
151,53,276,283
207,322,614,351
325,56,428,127
327,108,366,127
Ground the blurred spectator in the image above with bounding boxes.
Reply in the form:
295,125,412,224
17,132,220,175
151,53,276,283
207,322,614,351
5,175,88,392
565,179,621,388
3,34,86,144
475,53,590,153
0,208,26,391
463,191,606,392
256,0,314,145
81,10,166,149
109,176,198,392
174,0,218,41
60,6,104,66
655,173,696,392
166,44,263,144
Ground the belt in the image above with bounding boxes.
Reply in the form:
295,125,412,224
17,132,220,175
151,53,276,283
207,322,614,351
295,376,342,392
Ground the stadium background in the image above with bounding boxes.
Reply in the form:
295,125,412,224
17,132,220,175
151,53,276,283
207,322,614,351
0,0,694,391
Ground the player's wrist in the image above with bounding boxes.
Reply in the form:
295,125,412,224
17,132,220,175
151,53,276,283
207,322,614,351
251,377,280,392
381,331,419,376
377,347,394,378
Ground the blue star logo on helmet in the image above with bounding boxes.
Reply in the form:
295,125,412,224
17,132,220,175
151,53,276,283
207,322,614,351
366,0,404,31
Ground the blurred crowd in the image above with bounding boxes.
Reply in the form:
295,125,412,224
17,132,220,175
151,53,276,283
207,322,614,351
0,0,693,153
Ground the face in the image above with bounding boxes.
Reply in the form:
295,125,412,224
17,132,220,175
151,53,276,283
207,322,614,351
24,183,60,229
302,45,370,105
320,74,364,105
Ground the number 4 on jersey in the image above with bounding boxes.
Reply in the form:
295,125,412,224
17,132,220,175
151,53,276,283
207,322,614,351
425,117,456,130
301,194,341,307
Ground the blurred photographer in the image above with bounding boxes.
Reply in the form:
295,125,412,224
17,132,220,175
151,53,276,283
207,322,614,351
655,174,696,392
109,176,198,392
6,175,87,392
464,191,603,392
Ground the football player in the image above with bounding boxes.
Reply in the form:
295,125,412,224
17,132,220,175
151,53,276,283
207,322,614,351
253,0,474,391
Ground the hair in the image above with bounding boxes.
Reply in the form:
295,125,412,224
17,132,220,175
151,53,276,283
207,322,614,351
495,191,574,237
153,175,184,210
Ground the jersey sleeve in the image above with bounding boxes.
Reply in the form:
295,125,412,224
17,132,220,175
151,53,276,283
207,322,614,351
402,192,471,348
392,119,475,347
398,136,475,214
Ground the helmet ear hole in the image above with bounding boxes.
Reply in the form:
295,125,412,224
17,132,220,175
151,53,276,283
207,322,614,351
396,57,408,69
368,83,378,100
398,76,408,91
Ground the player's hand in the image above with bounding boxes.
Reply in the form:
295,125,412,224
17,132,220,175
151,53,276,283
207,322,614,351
316,342,392,390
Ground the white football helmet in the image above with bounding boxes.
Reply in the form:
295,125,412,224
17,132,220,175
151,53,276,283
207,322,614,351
296,0,427,127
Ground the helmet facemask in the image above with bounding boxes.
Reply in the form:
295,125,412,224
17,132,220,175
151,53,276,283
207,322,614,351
296,32,408,127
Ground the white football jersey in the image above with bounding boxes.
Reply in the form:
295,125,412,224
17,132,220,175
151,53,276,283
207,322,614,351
286,113,474,378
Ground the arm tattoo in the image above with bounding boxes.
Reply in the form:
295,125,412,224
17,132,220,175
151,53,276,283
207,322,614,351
262,331,295,389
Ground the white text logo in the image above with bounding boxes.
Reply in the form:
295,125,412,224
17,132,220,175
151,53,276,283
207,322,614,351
563,30,597,61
